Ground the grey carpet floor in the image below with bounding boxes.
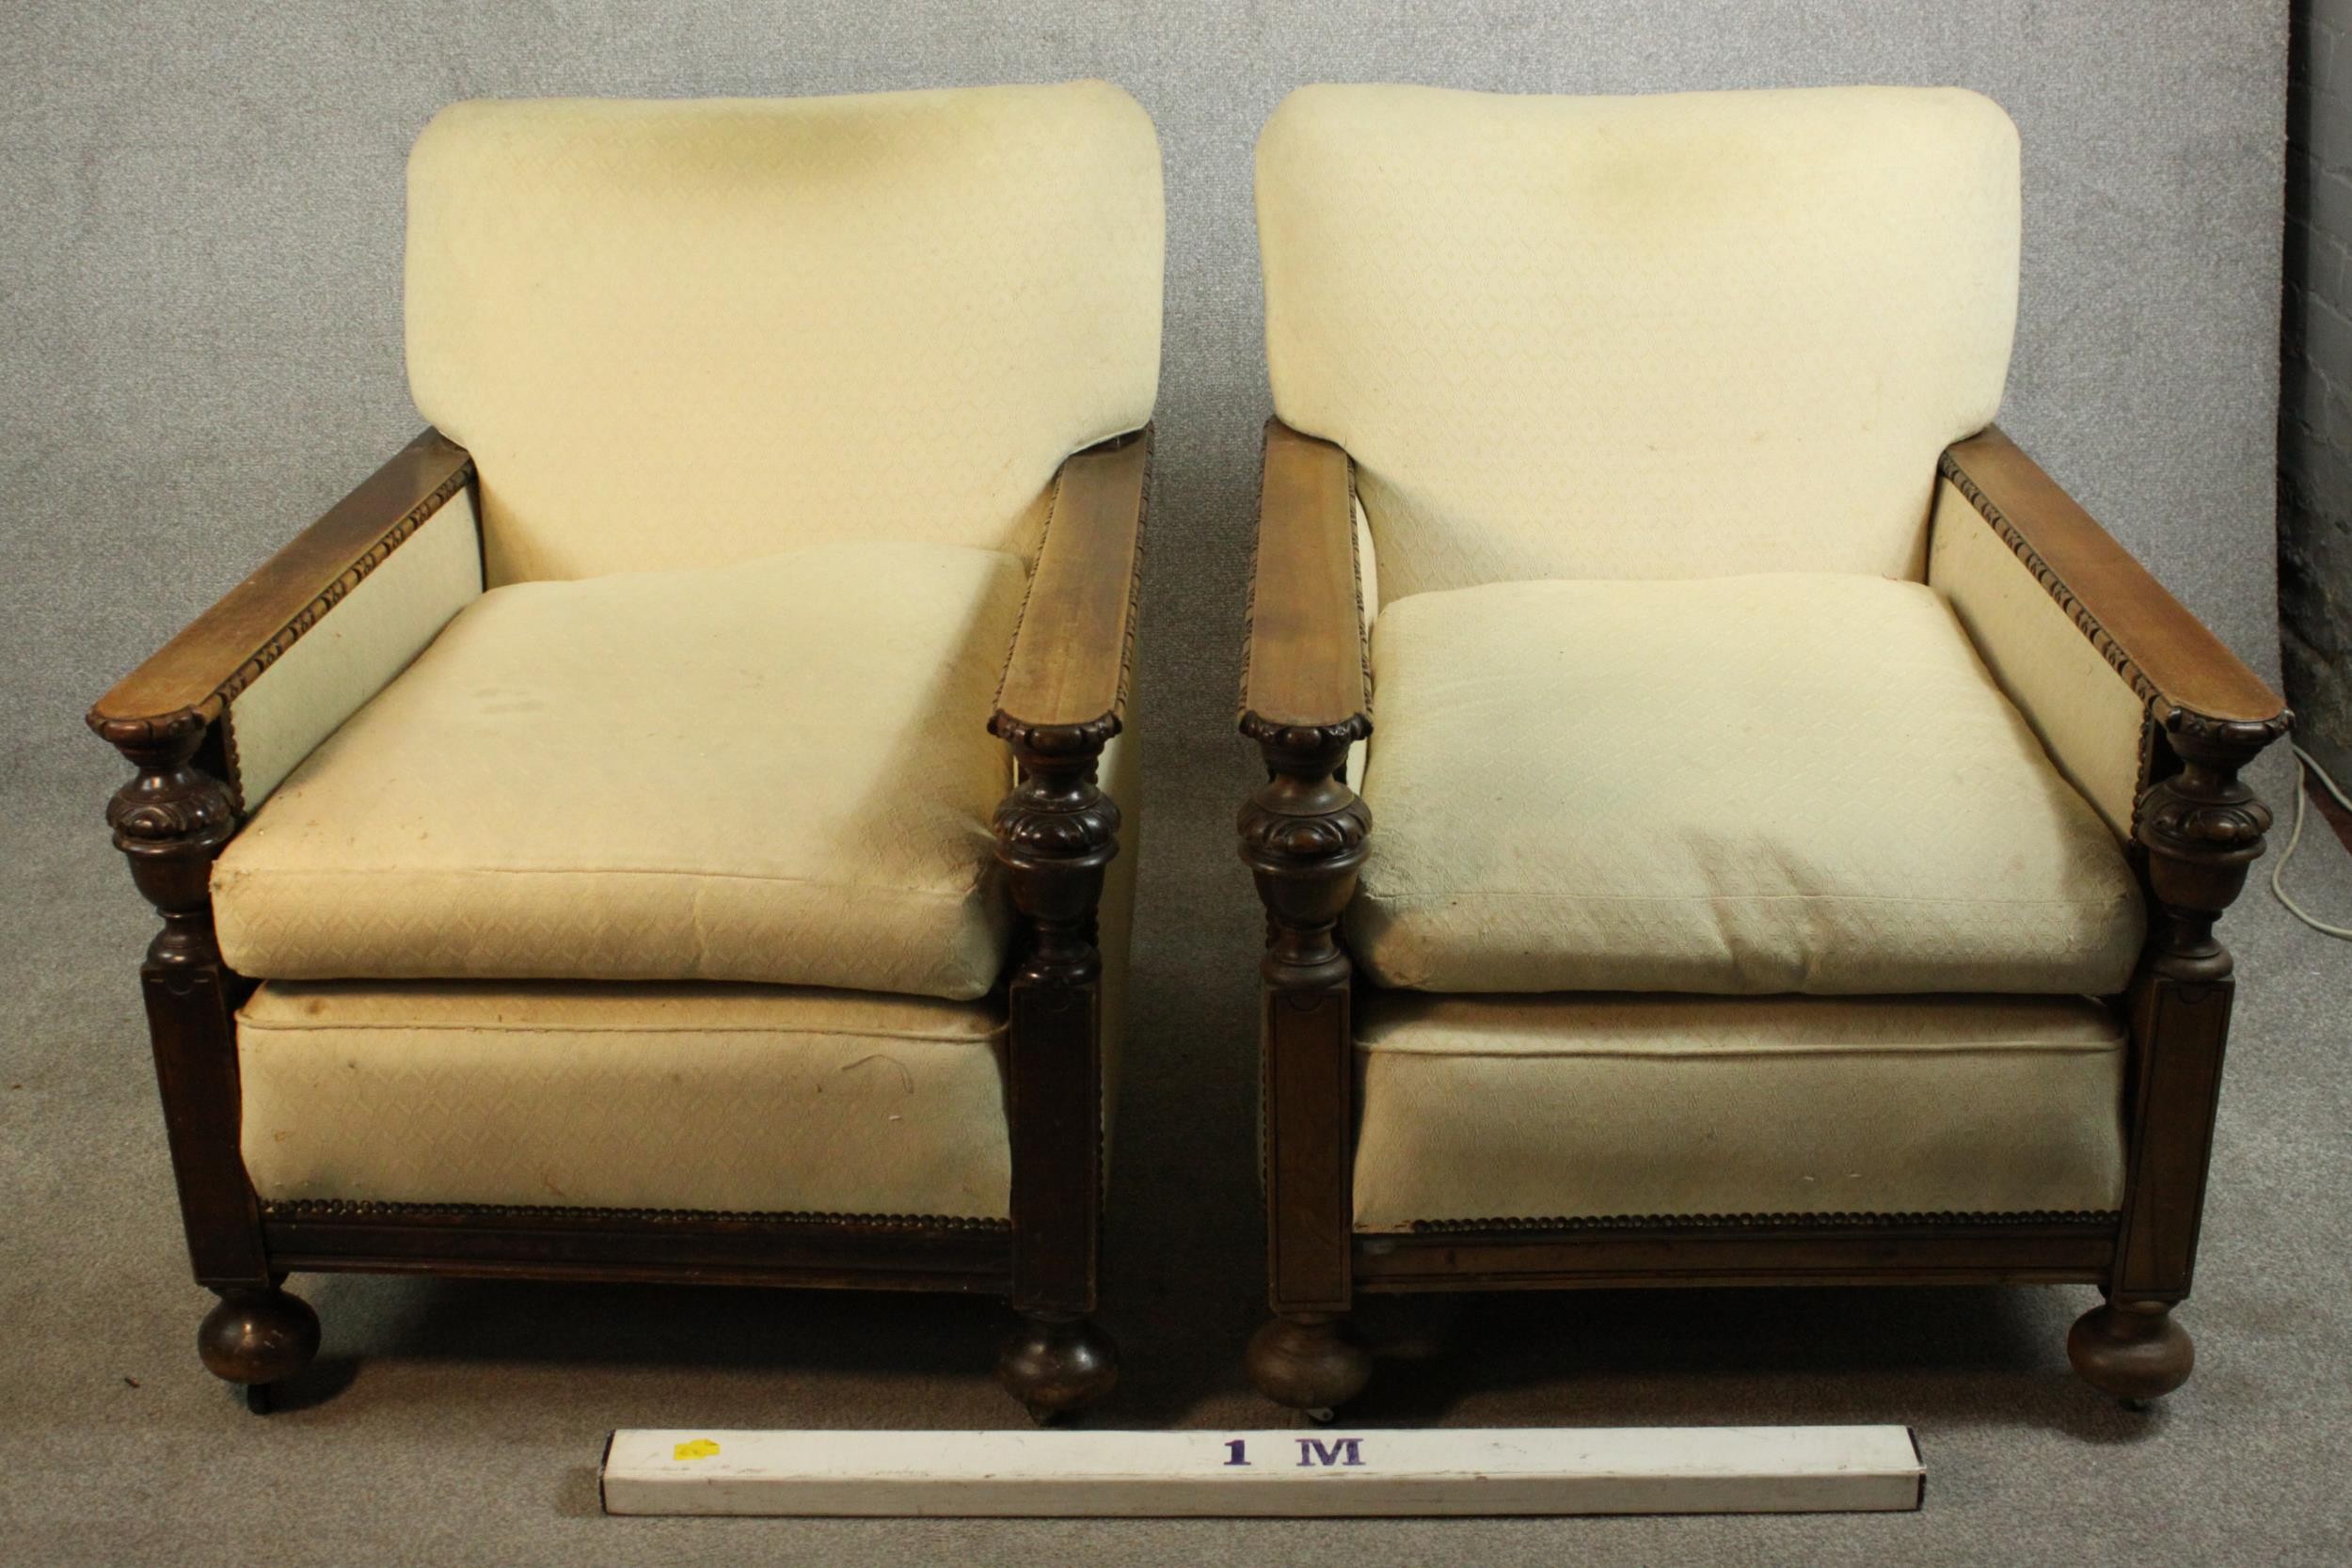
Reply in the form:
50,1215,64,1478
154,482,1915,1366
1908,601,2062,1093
2,734,2348,1566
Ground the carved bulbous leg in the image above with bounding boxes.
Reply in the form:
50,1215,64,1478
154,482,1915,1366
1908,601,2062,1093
199,1285,320,1413
1248,1311,1372,1418
998,1310,1120,1424
2069,1297,2193,1405
1239,719,1374,1418
990,719,1120,1424
2088,710,2286,1409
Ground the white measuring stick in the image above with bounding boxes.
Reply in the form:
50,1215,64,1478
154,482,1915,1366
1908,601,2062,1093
601,1426,1923,1517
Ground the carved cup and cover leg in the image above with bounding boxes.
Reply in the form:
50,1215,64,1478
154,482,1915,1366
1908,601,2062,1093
2070,710,2285,1403
991,720,1123,1421
1239,719,1375,1416
104,721,319,1409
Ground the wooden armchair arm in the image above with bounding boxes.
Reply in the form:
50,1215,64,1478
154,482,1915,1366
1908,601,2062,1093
1937,424,2289,1004
1238,420,1371,744
87,429,475,752
989,427,1151,756
1938,427,2288,746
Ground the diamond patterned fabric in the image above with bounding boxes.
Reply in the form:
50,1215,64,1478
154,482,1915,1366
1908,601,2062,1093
1257,84,2019,598
406,84,1164,584
1351,990,2127,1228
1347,572,2144,994
238,981,1012,1217
212,539,1026,999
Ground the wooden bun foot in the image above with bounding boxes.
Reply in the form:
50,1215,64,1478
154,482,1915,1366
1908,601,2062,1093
1248,1311,1372,1416
199,1285,319,1409
2069,1298,2193,1404
998,1311,1119,1423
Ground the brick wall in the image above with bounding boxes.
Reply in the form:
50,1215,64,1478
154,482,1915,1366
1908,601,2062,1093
2285,0,2352,777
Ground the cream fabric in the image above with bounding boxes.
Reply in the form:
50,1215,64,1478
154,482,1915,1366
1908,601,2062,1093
1257,85,2020,598
238,980,1011,1217
214,540,1025,999
406,85,1164,585
1348,573,2144,994
1929,477,2150,838
228,488,482,809
1352,991,2127,1229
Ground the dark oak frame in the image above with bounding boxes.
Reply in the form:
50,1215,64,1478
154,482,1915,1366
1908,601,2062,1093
1235,418,2291,1414
89,425,1150,1421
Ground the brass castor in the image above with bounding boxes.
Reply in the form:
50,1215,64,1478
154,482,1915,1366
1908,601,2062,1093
998,1310,1119,1424
2069,1298,2193,1404
1248,1311,1372,1416
199,1285,320,1412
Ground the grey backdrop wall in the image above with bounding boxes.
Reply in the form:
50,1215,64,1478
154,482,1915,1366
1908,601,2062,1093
1,7,2324,1565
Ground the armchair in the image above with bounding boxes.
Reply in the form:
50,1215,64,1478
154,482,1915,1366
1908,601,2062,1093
1239,85,2289,1416
88,82,1161,1420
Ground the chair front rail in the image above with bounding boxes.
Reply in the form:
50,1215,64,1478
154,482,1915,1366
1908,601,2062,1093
1352,1215,2121,1292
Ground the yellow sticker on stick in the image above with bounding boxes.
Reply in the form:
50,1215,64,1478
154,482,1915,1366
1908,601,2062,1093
673,1439,722,1462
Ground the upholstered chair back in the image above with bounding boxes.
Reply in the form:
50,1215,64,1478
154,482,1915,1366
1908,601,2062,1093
405,83,1164,584
1257,85,2020,601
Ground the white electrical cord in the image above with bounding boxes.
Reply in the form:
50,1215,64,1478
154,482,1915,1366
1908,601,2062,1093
2272,743,2352,941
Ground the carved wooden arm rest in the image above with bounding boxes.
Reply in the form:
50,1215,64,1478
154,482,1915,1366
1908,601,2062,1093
1939,427,2287,739
1935,424,2291,957
1238,420,1371,745
991,428,1151,757
87,430,477,756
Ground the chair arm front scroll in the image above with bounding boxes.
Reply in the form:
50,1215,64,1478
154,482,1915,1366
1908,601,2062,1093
1931,425,2291,841
87,429,480,807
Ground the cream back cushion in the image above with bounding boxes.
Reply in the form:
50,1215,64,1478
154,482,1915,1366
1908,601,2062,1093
407,84,1164,584
1257,85,2021,597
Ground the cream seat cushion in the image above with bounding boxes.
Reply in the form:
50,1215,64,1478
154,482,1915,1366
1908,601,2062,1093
238,981,1012,1218
213,539,1025,1000
1258,84,2019,597
1352,991,2127,1230
1348,574,2144,994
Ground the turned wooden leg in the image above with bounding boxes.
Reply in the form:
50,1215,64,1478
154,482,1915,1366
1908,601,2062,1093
104,721,270,1285
2069,1296,2192,1405
998,1310,1120,1425
104,720,304,1410
2089,709,2287,1403
199,1284,320,1413
1240,718,1373,1415
991,718,1120,1420
1248,1310,1372,1418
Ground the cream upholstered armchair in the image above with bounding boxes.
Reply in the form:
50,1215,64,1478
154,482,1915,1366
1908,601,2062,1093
88,83,1160,1419
1238,85,2289,1415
